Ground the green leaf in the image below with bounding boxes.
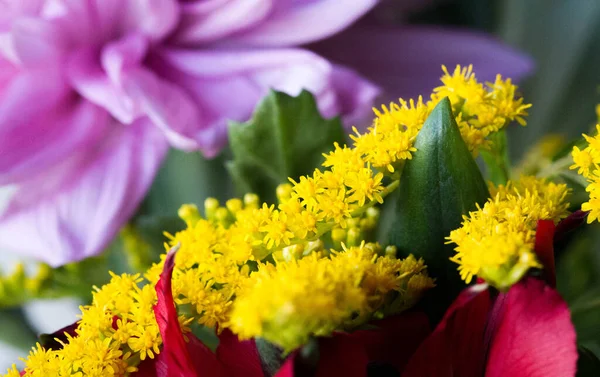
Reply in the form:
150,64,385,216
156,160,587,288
577,346,600,376
255,338,285,377
387,98,490,318
227,90,345,203
480,130,511,185
0,308,38,351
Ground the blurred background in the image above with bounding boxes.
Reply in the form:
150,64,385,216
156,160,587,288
1,0,600,369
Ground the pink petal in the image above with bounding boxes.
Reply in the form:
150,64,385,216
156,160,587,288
534,220,557,288
311,26,534,102
485,278,577,377
403,284,492,377
0,118,168,266
0,69,104,185
10,17,67,67
67,37,148,124
68,36,202,150
216,330,263,377
155,47,377,156
222,0,377,46
124,0,180,41
173,0,273,45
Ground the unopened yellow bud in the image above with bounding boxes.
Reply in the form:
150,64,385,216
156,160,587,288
281,244,304,262
276,183,293,203
243,193,260,209
331,228,347,249
204,198,220,219
215,207,231,225
226,198,243,214
178,204,201,226
346,228,363,247
385,246,397,258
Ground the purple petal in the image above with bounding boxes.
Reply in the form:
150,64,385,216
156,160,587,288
11,17,68,67
154,47,378,156
68,35,202,150
330,64,380,127
51,0,179,43
222,0,377,46
124,0,180,41
67,36,149,124
172,0,273,45
0,119,168,266
0,68,98,184
311,26,534,102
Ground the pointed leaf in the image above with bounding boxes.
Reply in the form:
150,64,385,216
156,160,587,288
227,90,345,203
388,98,490,317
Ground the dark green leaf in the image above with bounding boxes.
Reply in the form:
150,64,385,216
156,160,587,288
387,98,490,318
227,90,345,203
577,346,600,376
0,308,38,351
255,338,285,377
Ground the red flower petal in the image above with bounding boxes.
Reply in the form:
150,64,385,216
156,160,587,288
349,312,430,372
534,220,557,288
554,210,588,242
315,335,370,377
485,278,577,377
152,246,202,377
216,329,263,377
402,284,492,377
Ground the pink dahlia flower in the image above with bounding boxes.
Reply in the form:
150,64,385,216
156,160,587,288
0,0,532,266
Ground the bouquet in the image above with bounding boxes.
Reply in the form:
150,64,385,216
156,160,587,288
3,64,599,377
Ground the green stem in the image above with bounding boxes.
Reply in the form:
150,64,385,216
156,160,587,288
570,298,600,315
536,154,574,179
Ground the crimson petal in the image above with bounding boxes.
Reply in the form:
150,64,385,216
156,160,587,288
534,220,557,288
152,246,199,377
216,329,263,377
402,284,492,377
485,278,577,377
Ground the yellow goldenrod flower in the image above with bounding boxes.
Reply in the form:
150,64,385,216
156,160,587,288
448,176,570,289
571,124,600,222
229,243,433,352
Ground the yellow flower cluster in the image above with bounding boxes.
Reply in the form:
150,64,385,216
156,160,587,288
12,272,161,376
229,243,433,352
571,125,600,222
353,65,531,174
448,176,570,289
6,65,528,376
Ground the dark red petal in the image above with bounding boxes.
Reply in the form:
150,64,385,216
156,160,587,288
554,210,588,242
349,312,430,372
402,284,492,377
315,335,370,377
134,335,223,377
216,329,263,377
534,220,557,288
153,246,199,377
485,278,577,377
39,321,80,350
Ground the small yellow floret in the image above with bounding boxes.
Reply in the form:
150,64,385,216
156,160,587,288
448,176,570,289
